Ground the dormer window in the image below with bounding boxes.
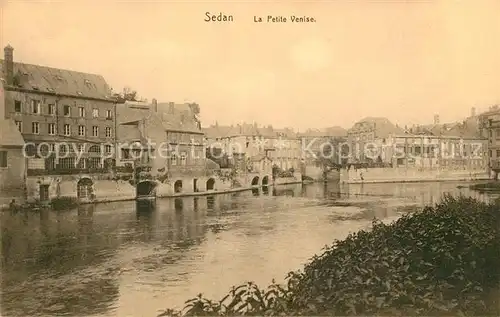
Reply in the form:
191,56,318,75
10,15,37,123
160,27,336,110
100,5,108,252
77,91,83,96
55,75,63,81
32,86,39,90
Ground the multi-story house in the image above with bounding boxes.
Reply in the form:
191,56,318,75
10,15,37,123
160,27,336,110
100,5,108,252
117,101,210,193
478,106,500,177
1,45,116,177
347,117,404,164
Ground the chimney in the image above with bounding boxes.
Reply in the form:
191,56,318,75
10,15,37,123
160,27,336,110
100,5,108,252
152,98,157,112
168,102,174,113
434,114,440,125
471,107,476,117
3,45,14,85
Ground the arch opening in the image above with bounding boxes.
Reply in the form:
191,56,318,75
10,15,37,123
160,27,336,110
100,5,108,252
262,175,269,186
251,176,260,186
137,181,157,197
206,178,216,191
77,178,94,199
174,180,183,193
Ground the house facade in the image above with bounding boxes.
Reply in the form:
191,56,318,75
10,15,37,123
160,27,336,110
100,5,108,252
0,119,26,208
204,123,304,174
117,101,214,194
1,45,117,177
478,107,500,177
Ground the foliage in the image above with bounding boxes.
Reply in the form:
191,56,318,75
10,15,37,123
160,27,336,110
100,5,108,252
272,165,295,178
50,196,79,211
113,86,138,102
158,195,500,316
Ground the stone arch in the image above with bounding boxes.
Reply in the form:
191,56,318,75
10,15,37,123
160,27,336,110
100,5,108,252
136,180,157,197
251,176,260,186
174,180,183,193
206,178,216,191
262,175,269,186
77,177,94,199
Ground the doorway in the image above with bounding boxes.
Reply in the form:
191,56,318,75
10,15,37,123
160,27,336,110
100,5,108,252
39,185,49,201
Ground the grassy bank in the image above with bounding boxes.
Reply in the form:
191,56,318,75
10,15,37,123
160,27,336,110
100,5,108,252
158,196,500,316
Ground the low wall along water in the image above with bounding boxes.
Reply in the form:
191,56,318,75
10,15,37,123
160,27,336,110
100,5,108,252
341,167,489,184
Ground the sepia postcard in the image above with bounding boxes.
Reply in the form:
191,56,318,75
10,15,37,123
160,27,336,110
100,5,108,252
0,1,499,316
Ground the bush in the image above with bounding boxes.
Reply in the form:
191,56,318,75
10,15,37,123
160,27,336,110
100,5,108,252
159,195,500,316
50,196,79,211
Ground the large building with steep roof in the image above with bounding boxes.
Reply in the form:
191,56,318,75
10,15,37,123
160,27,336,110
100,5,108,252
0,45,117,175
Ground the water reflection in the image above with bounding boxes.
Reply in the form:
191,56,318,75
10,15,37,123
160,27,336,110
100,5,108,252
1,181,496,317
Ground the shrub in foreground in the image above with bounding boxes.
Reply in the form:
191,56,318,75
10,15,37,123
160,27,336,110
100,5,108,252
159,195,500,316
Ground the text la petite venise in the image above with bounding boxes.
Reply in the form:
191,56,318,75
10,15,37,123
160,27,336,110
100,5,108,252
253,15,316,23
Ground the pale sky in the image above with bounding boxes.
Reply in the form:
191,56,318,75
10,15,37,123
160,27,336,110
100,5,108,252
1,1,500,130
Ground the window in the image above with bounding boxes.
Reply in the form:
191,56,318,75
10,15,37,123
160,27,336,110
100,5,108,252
63,105,71,116
180,152,187,165
15,121,22,132
48,123,56,135
48,104,55,115
64,124,71,136
32,122,39,134
50,144,56,152
78,107,85,117
92,108,99,118
78,125,86,136
171,154,178,166
496,150,500,158
105,145,112,153
92,126,99,137
78,144,85,153
0,151,6,168
31,100,40,114
106,110,112,119
105,127,111,137
14,100,21,113
59,144,68,153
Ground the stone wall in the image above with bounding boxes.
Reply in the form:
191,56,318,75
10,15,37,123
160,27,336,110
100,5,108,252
0,147,26,208
340,167,490,184
26,175,136,203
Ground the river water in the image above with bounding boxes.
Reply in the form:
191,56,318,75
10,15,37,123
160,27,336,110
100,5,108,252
1,181,497,317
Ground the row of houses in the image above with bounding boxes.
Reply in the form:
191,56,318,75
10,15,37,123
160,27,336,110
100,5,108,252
1,44,499,206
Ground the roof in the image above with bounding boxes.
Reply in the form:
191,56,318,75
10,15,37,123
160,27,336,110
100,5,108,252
413,119,483,139
116,103,203,135
349,117,405,138
0,120,25,146
203,123,301,139
0,59,113,101
299,126,347,137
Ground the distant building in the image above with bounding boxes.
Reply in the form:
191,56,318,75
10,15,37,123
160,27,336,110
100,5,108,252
0,119,26,208
0,45,117,177
203,123,303,173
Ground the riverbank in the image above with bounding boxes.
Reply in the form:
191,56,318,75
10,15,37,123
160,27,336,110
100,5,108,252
341,167,489,184
470,181,500,192
159,195,500,316
2,180,304,211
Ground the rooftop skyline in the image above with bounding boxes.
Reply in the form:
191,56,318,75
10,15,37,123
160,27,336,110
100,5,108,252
2,1,499,130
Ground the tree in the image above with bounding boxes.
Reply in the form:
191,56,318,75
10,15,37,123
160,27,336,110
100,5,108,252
112,86,139,102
